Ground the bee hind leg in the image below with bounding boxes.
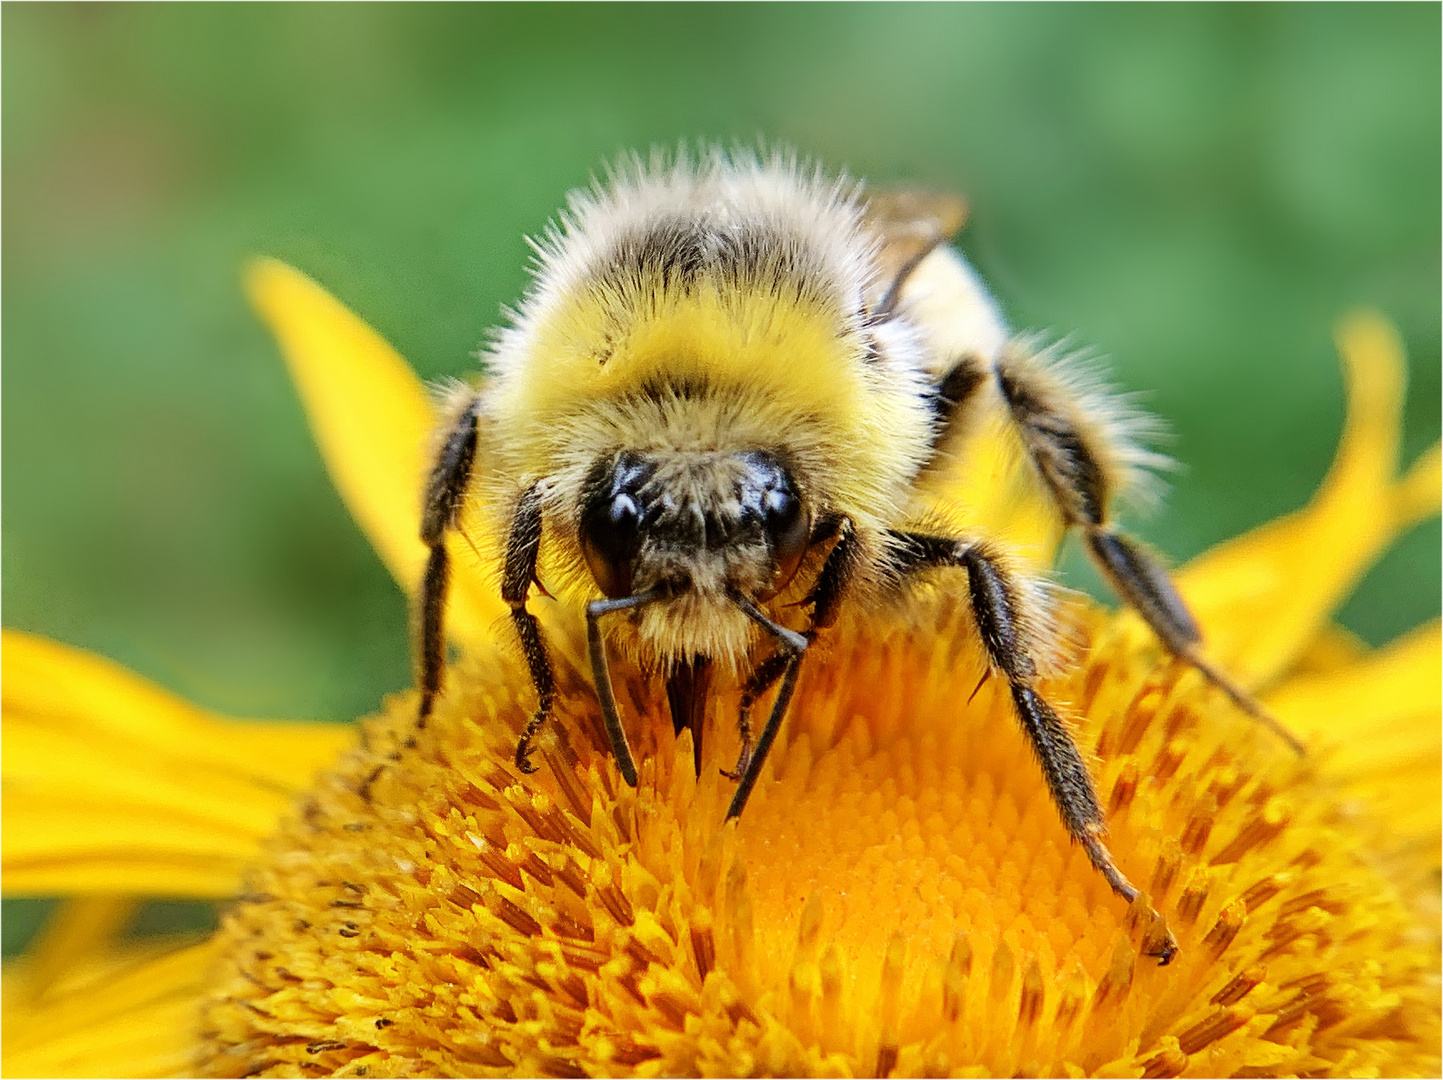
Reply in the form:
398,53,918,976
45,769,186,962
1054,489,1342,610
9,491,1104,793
991,343,1303,754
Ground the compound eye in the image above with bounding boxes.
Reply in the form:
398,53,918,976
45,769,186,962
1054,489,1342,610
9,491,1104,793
761,486,810,598
581,492,643,599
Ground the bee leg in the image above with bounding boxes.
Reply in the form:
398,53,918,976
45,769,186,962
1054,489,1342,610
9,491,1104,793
992,346,1303,754
723,651,792,781
723,515,860,783
807,514,862,631
726,597,809,820
504,483,557,775
890,531,1176,962
417,391,481,725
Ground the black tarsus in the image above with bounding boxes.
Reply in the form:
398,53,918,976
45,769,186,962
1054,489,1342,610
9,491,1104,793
417,545,449,727
723,650,793,781
721,515,860,784
1086,530,1200,653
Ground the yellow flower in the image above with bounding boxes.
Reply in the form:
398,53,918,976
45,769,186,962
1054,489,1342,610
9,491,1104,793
4,262,1438,1078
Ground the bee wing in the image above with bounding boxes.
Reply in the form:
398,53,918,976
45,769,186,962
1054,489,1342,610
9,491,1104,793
862,190,969,312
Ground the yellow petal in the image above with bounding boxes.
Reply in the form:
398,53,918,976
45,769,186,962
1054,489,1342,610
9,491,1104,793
13,896,137,1004
244,257,505,642
1177,312,1440,688
4,796,274,897
1268,621,1441,847
2,630,352,897
3,939,216,1078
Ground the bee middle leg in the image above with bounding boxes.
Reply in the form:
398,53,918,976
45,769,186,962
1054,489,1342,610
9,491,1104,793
889,533,1162,918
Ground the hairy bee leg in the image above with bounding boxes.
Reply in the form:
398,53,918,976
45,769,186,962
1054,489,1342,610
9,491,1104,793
503,484,556,775
992,347,1303,755
889,531,1176,962
724,515,861,782
726,657,803,819
726,597,809,820
416,545,450,727
723,651,792,781
417,392,481,723
808,515,862,631
1087,531,1306,752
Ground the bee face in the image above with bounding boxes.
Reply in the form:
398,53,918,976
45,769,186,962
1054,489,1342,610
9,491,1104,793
578,448,811,604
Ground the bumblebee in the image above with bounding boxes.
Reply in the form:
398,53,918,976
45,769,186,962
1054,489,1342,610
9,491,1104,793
417,150,1298,936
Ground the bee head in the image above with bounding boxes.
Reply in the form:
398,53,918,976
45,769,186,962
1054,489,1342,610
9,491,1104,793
578,449,811,603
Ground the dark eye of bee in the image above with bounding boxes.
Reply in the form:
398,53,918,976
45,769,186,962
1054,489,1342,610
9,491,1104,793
580,454,653,599
759,478,810,599
580,491,643,599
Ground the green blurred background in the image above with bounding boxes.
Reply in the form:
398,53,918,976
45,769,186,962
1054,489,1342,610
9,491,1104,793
4,5,1438,952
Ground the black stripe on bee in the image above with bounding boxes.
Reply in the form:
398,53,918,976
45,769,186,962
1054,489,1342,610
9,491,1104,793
595,216,828,305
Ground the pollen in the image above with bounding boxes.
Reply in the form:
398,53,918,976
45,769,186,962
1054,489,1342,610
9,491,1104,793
196,596,1439,1077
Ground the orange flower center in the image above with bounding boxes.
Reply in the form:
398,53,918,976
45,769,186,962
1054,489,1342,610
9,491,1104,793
196,597,1436,1077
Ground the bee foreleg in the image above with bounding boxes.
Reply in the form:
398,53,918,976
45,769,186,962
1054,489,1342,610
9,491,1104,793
724,514,861,782
890,531,1177,962
807,514,861,631
993,345,1303,754
726,596,809,820
417,391,481,724
724,651,793,781
503,483,556,775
